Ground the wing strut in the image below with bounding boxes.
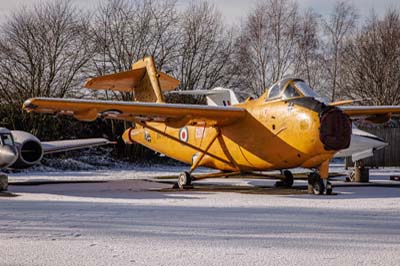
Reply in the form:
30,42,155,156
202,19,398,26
136,121,236,168
189,129,221,174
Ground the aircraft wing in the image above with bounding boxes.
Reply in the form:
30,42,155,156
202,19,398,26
23,98,247,127
42,138,112,155
340,106,400,117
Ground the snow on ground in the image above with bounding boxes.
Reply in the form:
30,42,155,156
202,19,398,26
1,164,400,266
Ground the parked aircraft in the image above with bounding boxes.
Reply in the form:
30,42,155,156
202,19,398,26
0,127,110,170
22,56,400,195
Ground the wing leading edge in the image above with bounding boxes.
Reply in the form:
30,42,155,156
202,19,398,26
23,98,247,128
340,106,400,117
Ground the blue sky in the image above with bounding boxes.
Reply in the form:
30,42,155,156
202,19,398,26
0,0,399,23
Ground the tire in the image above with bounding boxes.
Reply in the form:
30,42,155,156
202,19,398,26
326,181,333,195
312,179,325,195
283,170,294,187
178,171,192,189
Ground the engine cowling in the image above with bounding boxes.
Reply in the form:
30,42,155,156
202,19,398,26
10,131,43,169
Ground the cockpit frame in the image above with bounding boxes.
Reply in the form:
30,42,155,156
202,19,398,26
266,77,319,101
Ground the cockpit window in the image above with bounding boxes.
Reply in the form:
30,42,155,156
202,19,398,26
293,80,318,98
267,84,280,99
282,84,300,99
0,134,14,146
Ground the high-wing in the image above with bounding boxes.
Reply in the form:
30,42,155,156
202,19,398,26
340,106,400,117
23,98,247,127
42,138,112,155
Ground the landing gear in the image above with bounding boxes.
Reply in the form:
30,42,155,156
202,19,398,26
308,172,333,195
0,173,8,191
326,181,333,195
275,170,294,188
177,171,192,189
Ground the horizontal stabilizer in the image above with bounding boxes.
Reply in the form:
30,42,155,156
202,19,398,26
84,69,179,92
83,56,179,103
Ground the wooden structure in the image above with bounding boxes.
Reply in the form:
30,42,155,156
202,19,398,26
360,127,400,167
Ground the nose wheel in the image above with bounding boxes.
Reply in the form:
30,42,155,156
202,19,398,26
308,173,332,195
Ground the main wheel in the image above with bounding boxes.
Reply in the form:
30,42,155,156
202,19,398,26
312,179,325,195
275,170,294,187
326,181,333,195
308,172,319,185
283,170,294,187
178,171,192,189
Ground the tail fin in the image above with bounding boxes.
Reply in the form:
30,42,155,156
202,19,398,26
84,56,179,103
167,87,241,106
204,88,240,106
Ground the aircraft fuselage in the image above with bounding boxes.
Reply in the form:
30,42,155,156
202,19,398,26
123,96,352,172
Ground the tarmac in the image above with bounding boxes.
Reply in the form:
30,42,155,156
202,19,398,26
1,167,400,266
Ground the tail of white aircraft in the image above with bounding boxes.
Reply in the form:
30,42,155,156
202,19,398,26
167,87,241,106
334,125,387,161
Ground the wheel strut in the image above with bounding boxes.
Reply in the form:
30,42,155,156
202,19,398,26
308,172,333,195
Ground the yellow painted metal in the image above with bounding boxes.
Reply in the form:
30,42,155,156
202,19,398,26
131,121,235,168
83,56,179,102
189,128,220,173
119,94,335,172
318,160,330,179
23,98,246,126
341,106,400,116
133,56,165,103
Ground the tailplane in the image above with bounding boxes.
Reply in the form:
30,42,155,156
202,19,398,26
84,56,179,103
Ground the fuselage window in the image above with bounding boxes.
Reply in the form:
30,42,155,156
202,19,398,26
282,84,300,99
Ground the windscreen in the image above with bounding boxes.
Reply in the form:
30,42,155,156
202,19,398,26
0,134,14,146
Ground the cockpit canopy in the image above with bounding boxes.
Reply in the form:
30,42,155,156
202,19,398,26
266,78,320,101
0,127,14,146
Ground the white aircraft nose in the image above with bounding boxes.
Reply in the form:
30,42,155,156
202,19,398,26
0,145,18,168
334,128,388,161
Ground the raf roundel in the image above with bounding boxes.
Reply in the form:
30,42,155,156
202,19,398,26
179,127,189,142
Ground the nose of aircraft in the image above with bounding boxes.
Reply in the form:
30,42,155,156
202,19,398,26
319,108,352,151
0,145,18,168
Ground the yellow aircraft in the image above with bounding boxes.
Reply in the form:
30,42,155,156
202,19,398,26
23,57,400,195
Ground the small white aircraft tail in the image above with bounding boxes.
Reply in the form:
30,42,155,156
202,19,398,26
167,87,241,106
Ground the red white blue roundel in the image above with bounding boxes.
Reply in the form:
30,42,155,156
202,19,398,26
179,127,189,142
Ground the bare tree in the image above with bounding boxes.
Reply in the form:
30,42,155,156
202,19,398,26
90,0,179,101
233,0,300,96
173,0,234,91
0,0,94,102
294,8,322,89
0,0,95,135
322,1,358,101
341,9,400,105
